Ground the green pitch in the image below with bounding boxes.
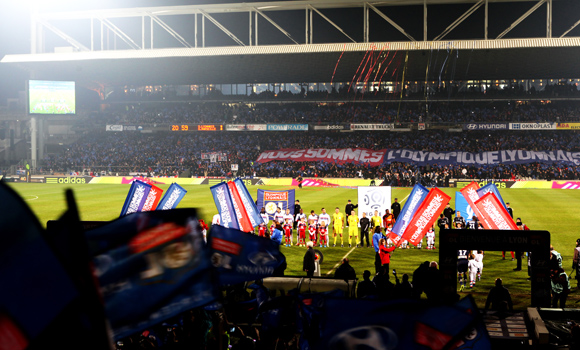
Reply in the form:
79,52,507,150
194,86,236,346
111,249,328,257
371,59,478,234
8,183,580,309
29,89,75,114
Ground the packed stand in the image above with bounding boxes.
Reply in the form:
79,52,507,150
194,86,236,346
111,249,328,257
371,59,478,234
42,129,580,181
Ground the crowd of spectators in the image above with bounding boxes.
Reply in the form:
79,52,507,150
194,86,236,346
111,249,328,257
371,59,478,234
96,101,580,125
42,128,580,181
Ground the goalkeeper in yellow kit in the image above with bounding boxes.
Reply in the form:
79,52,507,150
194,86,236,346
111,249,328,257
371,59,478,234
332,207,344,247
348,210,359,248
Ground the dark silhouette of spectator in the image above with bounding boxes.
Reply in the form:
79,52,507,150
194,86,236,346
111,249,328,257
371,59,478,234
334,258,356,281
357,270,377,299
394,273,413,299
372,268,395,300
551,267,571,308
424,261,444,303
302,241,316,278
485,278,514,312
412,261,430,299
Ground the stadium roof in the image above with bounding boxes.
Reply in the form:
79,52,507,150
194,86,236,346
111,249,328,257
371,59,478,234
3,38,580,86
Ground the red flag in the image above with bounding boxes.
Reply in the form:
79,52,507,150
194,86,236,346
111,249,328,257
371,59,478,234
227,181,254,232
141,184,164,212
474,192,518,230
401,188,451,246
459,181,492,229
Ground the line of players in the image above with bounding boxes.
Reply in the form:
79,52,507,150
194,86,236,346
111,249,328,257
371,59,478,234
256,206,438,250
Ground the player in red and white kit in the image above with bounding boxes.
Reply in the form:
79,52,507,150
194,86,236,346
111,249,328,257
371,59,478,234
297,217,307,247
258,222,267,237
283,220,293,247
308,220,318,246
318,220,328,247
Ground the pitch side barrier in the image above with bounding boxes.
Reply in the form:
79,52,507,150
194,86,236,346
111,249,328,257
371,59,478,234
439,229,551,307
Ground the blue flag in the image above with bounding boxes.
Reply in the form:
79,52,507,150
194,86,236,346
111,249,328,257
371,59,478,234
208,224,285,285
120,180,152,217
391,184,429,237
256,189,296,221
156,183,187,210
456,192,476,221
85,209,217,340
234,178,261,228
0,181,79,346
210,182,239,229
477,183,508,211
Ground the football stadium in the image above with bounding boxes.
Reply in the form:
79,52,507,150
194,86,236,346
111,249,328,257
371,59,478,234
2,0,580,348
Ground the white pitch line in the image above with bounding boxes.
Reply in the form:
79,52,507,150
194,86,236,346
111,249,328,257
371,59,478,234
326,246,357,276
399,193,410,204
23,195,39,201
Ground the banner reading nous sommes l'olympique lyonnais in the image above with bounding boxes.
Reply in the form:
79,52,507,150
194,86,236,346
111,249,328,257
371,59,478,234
256,148,580,167
256,148,387,166
474,192,518,230
210,182,239,230
120,180,152,217
390,184,428,246
460,181,493,229
401,188,450,246
357,186,392,221
233,178,262,228
141,184,164,212
157,183,187,210
226,181,254,232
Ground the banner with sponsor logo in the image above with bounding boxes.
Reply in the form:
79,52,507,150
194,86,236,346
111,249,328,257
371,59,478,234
313,125,348,131
509,122,556,130
357,186,392,221
120,180,152,217
256,148,387,166
266,124,308,131
401,188,450,246
85,209,217,340
45,176,92,184
556,123,580,130
463,123,508,130
208,225,285,285
455,180,515,189
234,178,262,229
123,125,137,131
225,124,268,131
105,125,123,132
474,192,518,230
256,189,295,221
350,123,394,131
460,181,492,229
157,183,187,211
477,183,507,212
390,184,428,246
226,181,254,232
210,182,239,229
141,184,164,212
383,149,580,166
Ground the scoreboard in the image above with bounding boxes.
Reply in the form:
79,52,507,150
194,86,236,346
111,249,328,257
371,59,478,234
170,124,223,131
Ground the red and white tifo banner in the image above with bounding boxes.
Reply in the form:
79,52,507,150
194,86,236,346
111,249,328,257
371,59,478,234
474,192,518,230
291,178,339,187
255,148,387,166
226,182,254,232
401,188,451,246
141,184,164,211
459,181,491,229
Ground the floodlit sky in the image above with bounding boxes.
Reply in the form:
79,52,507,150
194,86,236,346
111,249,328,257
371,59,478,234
0,0,579,103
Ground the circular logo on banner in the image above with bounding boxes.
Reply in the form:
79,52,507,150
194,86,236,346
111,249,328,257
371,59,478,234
364,189,387,212
265,202,278,215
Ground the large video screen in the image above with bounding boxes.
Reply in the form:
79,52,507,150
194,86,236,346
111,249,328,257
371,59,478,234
28,80,76,115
